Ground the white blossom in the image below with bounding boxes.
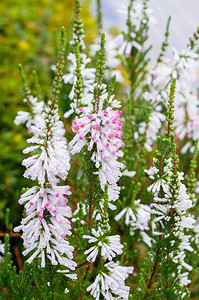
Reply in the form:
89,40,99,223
14,96,44,133
70,93,124,204
87,261,133,300
63,53,95,116
22,107,70,186
83,228,123,262
146,157,196,286
145,47,199,152
14,185,76,269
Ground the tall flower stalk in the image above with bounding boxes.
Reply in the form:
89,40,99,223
133,79,196,299
14,28,76,272
69,35,133,299
63,0,95,117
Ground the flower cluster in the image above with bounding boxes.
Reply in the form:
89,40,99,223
14,95,44,133
14,185,76,269
14,28,76,271
87,261,133,300
22,107,70,186
115,200,151,246
62,0,96,118
68,32,133,299
70,101,124,204
144,47,199,152
83,228,123,262
63,53,95,103
14,105,76,270
147,158,196,286
117,0,157,56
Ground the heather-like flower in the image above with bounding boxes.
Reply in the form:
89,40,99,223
63,53,95,102
14,28,76,273
14,185,76,269
15,106,75,269
87,261,133,300
115,207,136,224
70,101,124,203
145,47,199,152
117,0,156,58
147,158,196,286
83,228,123,262
62,0,96,118
145,158,171,194
14,95,44,133
118,0,157,31
118,33,143,56
22,107,70,187
139,109,165,152
115,200,151,246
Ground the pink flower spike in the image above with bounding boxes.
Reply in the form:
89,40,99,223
39,214,43,219
72,120,77,125
81,123,86,128
30,201,34,206
88,115,93,119
45,202,49,207
105,120,109,125
79,107,85,112
39,192,43,197
79,135,84,140
93,125,96,129
56,193,59,197
91,136,95,140
52,209,57,213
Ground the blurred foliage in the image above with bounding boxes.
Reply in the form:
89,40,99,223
0,0,96,230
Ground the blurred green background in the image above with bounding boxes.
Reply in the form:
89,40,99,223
0,0,96,230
